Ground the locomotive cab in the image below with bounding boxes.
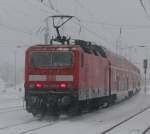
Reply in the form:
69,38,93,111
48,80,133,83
24,45,82,115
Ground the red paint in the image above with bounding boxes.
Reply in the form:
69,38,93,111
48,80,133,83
24,44,141,100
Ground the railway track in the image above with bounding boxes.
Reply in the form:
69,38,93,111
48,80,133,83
0,97,22,102
0,105,23,114
16,115,71,134
0,119,55,134
17,121,56,134
13,103,150,134
0,92,146,134
100,105,150,134
0,105,22,111
0,115,62,134
0,119,37,130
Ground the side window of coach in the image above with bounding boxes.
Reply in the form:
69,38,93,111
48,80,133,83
81,53,84,67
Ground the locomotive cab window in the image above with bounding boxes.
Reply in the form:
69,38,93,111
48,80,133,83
30,51,72,68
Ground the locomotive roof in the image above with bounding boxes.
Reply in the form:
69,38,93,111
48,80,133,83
27,40,140,74
27,44,82,52
105,48,140,74
27,39,107,58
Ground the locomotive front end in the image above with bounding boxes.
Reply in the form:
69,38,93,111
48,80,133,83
24,46,80,116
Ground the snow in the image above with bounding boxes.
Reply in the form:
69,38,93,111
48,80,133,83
0,86,150,134
0,1,150,133
106,109,150,134
0,79,5,93
0,82,24,109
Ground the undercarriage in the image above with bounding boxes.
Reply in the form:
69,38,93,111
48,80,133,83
25,90,79,117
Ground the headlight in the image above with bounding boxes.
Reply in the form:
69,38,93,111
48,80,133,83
58,83,67,89
35,83,43,89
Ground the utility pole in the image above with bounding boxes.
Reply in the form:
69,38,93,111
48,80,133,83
44,17,49,44
143,59,148,95
116,26,122,55
40,0,50,44
14,49,16,91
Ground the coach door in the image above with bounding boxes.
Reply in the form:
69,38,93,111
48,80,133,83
104,65,110,96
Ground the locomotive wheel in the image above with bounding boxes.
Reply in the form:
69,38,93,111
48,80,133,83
32,111,38,117
48,105,60,116
102,101,110,108
68,102,81,116
86,99,99,112
102,95,116,108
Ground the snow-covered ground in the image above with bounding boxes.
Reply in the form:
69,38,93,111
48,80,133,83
0,83,24,109
0,86,150,134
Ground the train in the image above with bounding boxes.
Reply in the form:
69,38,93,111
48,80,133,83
24,15,141,117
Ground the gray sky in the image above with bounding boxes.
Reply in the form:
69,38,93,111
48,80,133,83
0,0,150,74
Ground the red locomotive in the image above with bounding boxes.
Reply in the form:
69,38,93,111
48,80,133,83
24,16,141,116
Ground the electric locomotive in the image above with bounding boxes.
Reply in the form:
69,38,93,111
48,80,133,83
24,15,141,116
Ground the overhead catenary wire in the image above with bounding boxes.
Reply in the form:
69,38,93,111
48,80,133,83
139,0,150,21
0,0,51,36
72,0,96,19
0,40,28,44
47,0,60,13
0,1,37,20
73,20,114,44
70,0,150,51
0,44,29,48
70,0,150,30
71,0,150,29
71,0,117,39
39,0,114,44
0,23,33,35
71,0,146,52
0,0,149,41
71,0,140,47
24,0,55,14
0,4,33,35
39,0,60,13
2,0,150,32
37,0,150,45
0,0,55,35
80,19,150,29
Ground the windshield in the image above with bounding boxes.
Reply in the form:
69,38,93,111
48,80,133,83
30,51,72,68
